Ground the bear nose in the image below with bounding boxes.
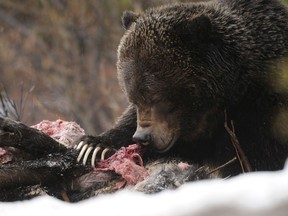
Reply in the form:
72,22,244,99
132,131,151,146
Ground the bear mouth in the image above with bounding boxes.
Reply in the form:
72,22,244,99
155,135,178,153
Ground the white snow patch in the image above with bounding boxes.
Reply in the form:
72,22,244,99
2,164,288,216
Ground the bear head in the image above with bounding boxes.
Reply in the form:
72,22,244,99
117,5,235,153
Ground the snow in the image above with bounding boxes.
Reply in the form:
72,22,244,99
2,164,288,216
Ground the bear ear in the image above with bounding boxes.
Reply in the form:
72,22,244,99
122,11,140,30
179,15,212,42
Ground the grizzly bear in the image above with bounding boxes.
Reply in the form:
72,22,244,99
76,0,288,176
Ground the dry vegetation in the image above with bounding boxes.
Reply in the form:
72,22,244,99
0,0,191,134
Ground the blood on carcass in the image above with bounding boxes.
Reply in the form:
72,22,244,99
96,144,148,185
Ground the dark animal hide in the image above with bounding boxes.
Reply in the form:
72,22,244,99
0,117,218,202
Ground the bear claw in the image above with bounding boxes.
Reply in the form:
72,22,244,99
91,146,101,167
83,146,94,165
75,141,110,167
77,143,88,163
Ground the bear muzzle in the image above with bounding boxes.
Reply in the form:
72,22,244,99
132,130,152,146
132,128,179,153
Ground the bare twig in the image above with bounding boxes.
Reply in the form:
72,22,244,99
207,157,238,175
224,111,252,173
0,83,34,121
0,93,9,118
17,84,34,121
223,175,231,180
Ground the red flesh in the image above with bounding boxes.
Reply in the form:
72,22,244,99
95,144,148,185
31,119,85,146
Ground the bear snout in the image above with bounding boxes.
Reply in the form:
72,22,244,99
133,130,152,146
